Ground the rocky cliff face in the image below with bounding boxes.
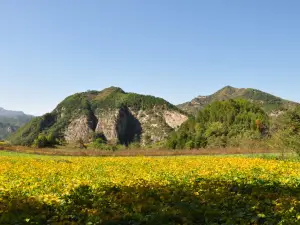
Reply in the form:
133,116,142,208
164,111,188,129
94,108,142,145
62,107,187,146
131,109,187,144
9,87,188,146
64,116,95,143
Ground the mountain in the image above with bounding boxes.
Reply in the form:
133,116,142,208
0,108,34,140
0,107,27,117
8,87,188,146
178,86,299,115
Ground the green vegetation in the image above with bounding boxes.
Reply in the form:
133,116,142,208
0,114,33,139
169,99,300,158
168,99,269,149
90,88,178,112
8,87,182,147
178,85,298,115
1,154,300,224
56,87,178,114
32,132,58,148
6,86,300,155
8,113,56,146
269,106,300,157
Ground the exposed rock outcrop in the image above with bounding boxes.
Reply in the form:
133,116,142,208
95,110,120,142
64,116,95,143
94,108,142,145
9,87,188,146
164,111,188,129
62,108,187,145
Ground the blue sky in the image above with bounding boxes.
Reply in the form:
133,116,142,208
1,0,300,116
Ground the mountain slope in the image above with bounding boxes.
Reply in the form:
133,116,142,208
0,108,33,140
169,99,269,149
178,86,299,115
9,87,188,146
0,107,28,118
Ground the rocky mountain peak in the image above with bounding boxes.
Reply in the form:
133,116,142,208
9,87,188,146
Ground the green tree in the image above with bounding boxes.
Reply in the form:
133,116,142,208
185,140,195,150
270,106,300,157
33,135,48,148
205,122,225,137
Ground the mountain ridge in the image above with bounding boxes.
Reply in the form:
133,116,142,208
0,107,33,140
0,107,30,117
178,86,299,115
8,86,188,146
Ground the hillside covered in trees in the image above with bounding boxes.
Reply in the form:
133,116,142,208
168,99,270,149
8,87,187,147
168,98,300,156
178,86,298,115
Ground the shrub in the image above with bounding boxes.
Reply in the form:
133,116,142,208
32,133,57,148
270,106,300,157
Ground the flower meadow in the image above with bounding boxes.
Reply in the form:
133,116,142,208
1,152,300,224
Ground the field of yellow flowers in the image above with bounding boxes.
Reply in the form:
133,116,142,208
1,152,300,224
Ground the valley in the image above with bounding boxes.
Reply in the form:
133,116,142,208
0,107,33,140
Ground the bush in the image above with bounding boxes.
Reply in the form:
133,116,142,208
92,132,107,142
270,106,300,157
32,133,57,148
206,136,227,148
185,140,195,149
128,142,141,149
90,140,124,151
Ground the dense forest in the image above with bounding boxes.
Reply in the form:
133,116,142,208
168,99,300,155
167,99,269,149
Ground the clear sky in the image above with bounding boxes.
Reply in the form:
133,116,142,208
1,0,300,116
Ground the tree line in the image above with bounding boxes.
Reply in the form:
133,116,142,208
166,99,300,156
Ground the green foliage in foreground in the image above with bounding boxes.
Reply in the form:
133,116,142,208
3,181,300,224
1,155,300,224
167,99,269,149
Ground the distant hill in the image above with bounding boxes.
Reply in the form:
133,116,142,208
0,108,33,140
178,86,299,115
0,107,28,118
8,87,188,146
